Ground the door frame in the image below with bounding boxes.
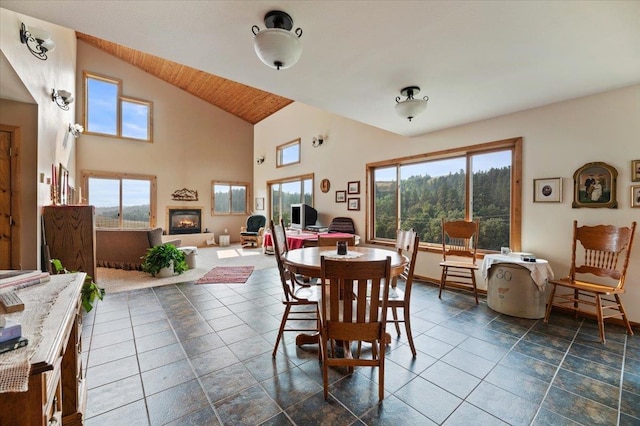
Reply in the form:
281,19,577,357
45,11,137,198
0,124,21,269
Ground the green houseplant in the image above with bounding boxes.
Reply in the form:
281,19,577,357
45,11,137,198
142,243,188,277
50,259,105,312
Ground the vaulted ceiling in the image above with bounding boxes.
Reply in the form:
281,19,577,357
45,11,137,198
2,1,640,137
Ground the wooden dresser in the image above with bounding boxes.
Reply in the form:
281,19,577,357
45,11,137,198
0,273,86,425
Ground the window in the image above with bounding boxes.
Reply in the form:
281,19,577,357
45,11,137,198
212,181,249,215
369,138,522,252
82,171,157,229
83,71,153,142
268,174,314,226
276,138,301,167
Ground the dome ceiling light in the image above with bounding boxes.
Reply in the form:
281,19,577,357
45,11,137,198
252,10,303,70
395,86,429,122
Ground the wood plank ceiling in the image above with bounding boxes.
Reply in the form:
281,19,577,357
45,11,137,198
77,32,293,124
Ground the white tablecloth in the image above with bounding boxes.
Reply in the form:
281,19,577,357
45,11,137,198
481,254,554,291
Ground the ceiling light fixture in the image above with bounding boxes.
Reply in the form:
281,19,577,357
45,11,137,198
395,86,429,122
19,22,56,60
252,10,303,70
69,123,84,138
52,89,74,110
312,135,324,147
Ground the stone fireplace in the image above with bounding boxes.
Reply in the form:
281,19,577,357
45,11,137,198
167,207,202,235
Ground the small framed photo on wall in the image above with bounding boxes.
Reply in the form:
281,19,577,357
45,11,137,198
347,181,360,194
631,185,640,208
533,177,562,203
632,160,640,182
255,197,264,210
335,190,346,203
347,198,360,211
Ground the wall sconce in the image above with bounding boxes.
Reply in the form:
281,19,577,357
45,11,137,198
312,135,324,147
52,89,74,110
256,156,265,165
19,22,56,60
69,123,84,138
395,86,429,122
252,10,303,70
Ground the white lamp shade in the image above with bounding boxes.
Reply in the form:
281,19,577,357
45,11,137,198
395,98,427,121
40,38,56,53
254,28,302,70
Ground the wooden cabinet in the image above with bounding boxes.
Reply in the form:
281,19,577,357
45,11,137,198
0,273,86,425
43,205,96,280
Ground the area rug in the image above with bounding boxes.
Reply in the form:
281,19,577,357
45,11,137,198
195,266,255,284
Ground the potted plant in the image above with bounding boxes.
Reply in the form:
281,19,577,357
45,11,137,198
50,259,105,312
142,243,188,277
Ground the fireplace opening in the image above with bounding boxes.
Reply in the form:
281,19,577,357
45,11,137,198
168,209,202,235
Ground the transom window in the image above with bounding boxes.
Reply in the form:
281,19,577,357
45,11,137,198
212,181,249,215
83,71,153,142
268,174,314,226
82,171,157,229
276,138,301,167
369,138,522,252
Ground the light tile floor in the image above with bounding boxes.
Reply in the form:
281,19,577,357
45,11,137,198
82,266,640,425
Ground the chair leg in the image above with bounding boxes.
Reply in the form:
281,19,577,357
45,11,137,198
544,284,556,323
615,294,634,336
321,333,329,400
595,294,605,343
392,307,401,336
439,267,447,299
403,304,417,357
471,271,478,304
573,289,580,320
378,347,385,401
272,305,291,358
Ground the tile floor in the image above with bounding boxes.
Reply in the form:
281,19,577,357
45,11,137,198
82,266,640,425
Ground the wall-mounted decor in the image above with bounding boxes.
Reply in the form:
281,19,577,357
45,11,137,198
171,188,198,201
632,159,640,182
335,190,346,203
348,198,360,211
320,179,331,193
572,162,618,208
631,185,640,208
347,181,360,194
255,197,265,210
533,177,562,203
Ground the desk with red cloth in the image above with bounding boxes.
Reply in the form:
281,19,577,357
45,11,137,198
263,231,358,252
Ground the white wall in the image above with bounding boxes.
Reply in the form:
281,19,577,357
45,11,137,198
0,8,77,269
76,41,254,241
255,85,640,322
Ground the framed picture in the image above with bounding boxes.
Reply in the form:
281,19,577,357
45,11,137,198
255,197,264,210
632,160,640,182
572,161,618,209
347,181,360,194
58,163,69,205
335,190,346,203
347,197,360,211
320,178,331,193
533,177,562,203
631,185,640,208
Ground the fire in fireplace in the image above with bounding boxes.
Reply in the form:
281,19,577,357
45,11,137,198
168,209,202,235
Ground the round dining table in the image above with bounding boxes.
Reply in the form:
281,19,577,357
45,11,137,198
283,246,407,278
283,246,408,346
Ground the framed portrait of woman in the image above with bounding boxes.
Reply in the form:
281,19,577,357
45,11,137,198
572,162,618,208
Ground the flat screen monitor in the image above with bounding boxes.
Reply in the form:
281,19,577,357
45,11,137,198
290,203,318,229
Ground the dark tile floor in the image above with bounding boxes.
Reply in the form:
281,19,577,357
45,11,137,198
82,266,640,426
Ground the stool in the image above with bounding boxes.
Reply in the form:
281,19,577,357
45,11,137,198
178,246,198,269
219,235,230,247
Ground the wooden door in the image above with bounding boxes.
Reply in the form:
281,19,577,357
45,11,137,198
0,130,11,269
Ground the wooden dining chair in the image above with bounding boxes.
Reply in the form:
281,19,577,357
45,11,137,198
382,229,419,357
316,234,356,247
270,220,319,358
544,220,636,343
439,219,480,304
319,256,392,401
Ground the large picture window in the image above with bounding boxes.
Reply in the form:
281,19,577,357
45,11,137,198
369,138,522,252
82,171,157,229
212,182,249,215
268,174,314,226
83,71,153,142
